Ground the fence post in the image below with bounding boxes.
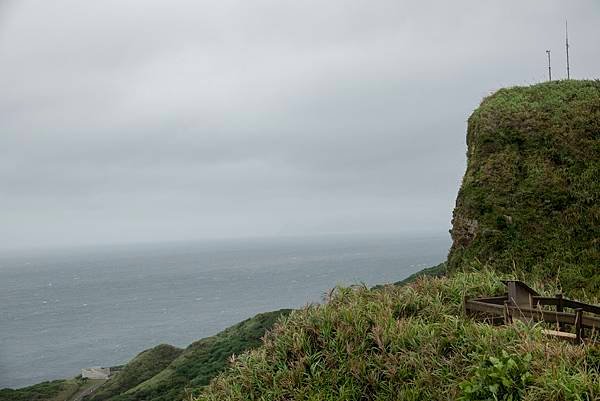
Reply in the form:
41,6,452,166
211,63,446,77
556,293,564,312
556,293,565,330
528,293,534,309
503,301,512,325
575,308,583,342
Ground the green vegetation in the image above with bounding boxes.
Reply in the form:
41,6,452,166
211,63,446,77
392,262,447,286
85,309,290,401
0,378,84,401
458,351,533,401
448,80,600,296
85,344,182,401
371,263,446,291
197,270,598,401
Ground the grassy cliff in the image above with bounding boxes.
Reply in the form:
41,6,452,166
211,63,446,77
85,344,182,401
197,271,598,400
448,80,600,295
85,309,291,401
0,379,81,401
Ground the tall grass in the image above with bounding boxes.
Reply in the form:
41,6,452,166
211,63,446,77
197,270,599,400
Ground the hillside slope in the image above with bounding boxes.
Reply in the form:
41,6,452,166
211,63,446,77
197,271,599,400
85,344,182,401
0,379,82,401
448,80,600,295
87,309,291,401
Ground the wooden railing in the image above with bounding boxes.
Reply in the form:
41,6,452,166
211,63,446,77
464,294,600,342
531,295,600,315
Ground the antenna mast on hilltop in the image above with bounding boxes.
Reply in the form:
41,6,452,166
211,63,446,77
546,50,552,81
565,19,571,79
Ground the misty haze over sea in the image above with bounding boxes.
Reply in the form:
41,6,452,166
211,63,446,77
0,233,449,389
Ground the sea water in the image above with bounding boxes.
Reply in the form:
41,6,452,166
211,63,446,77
0,233,450,388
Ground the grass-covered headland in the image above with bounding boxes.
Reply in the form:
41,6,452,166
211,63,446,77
448,80,600,296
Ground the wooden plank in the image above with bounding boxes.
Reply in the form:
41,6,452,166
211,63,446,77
466,300,505,316
507,307,599,330
541,329,577,339
531,296,559,306
510,307,576,325
564,300,600,315
531,296,600,315
582,315,600,330
472,296,508,305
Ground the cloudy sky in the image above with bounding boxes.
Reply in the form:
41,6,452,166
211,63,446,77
0,1,598,250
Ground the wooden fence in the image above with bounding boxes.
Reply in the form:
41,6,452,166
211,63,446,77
464,293,600,342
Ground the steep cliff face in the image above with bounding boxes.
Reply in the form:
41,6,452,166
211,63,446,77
448,80,600,294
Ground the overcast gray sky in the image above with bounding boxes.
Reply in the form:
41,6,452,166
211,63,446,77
0,1,598,250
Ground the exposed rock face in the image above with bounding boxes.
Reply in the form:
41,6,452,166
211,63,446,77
447,80,600,295
450,215,479,249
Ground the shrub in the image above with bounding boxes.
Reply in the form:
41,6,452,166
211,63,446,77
459,351,533,401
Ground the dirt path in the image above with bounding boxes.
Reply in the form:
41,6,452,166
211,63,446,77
68,379,106,401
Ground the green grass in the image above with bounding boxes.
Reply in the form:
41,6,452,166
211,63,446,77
371,263,446,291
197,270,599,401
92,309,291,401
0,378,83,401
448,80,600,296
392,262,447,286
85,344,182,401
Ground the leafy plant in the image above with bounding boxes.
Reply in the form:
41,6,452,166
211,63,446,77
459,351,533,401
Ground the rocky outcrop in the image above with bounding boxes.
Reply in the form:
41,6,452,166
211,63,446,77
447,80,600,295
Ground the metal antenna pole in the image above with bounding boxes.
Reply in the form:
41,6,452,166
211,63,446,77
566,19,570,79
546,50,552,81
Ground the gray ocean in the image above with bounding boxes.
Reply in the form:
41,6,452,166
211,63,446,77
0,233,450,389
